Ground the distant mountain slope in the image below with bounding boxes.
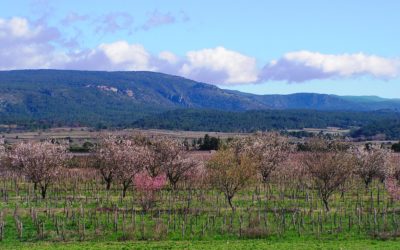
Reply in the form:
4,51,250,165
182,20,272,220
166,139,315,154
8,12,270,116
0,70,400,128
0,69,266,111
226,90,400,111
248,93,363,110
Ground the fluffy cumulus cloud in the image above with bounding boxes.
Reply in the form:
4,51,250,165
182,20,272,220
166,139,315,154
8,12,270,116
2,17,400,85
63,41,155,71
180,47,258,84
261,51,400,82
98,41,154,71
0,17,63,70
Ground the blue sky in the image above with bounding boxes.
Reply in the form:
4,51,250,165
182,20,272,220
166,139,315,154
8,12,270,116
1,0,399,98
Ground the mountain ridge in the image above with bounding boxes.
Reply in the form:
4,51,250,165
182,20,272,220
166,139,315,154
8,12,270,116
0,69,399,129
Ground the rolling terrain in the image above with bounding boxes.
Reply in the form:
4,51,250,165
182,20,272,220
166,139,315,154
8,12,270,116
1,70,400,138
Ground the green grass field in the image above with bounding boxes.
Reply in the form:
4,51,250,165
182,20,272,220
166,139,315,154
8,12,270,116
1,178,400,249
2,238,400,250
1,141,400,249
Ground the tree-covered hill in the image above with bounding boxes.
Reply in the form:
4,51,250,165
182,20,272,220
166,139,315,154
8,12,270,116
1,70,400,138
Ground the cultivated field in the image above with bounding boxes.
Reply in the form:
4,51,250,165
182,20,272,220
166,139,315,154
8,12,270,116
0,131,400,249
1,127,247,144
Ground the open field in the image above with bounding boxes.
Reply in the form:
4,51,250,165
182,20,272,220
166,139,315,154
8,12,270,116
287,127,351,136
0,175,400,249
1,133,400,249
0,127,248,145
2,238,400,250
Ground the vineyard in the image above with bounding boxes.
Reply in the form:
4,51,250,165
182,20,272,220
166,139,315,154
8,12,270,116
0,133,400,249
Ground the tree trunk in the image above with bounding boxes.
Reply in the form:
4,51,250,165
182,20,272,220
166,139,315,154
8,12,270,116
171,180,178,190
227,195,235,212
41,186,47,199
122,184,128,198
323,198,329,211
364,178,371,190
262,173,269,184
105,178,112,190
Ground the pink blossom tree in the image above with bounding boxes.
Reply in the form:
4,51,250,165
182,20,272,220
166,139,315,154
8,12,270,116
142,137,198,189
10,140,68,198
385,177,400,201
134,171,166,211
91,134,120,190
167,156,198,189
145,137,182,178
232,132,292,183
93,134,149,193
114,139,148,198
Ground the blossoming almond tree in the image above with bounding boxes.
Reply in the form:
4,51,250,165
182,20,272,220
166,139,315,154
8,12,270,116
233,132,292,183
207,148,256,212
92,134,120,190
114,139,148,198
10,140,68,199
134,171,166,211
251,132,292,183
92,134,152,194
167,156,198,190
385,154,400,200
0,139,5,167
149,137,198,189
145,137,183,178
302,138,355,211
354,146,388,189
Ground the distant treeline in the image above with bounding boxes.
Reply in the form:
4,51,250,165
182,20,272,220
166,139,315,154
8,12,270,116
2,108,400,140
133,109,400,139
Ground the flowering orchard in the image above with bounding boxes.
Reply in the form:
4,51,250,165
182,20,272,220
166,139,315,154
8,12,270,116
0,133,400,243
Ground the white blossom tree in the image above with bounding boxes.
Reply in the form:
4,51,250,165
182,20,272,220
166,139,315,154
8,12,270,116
0,139,5,166
114,139,148,197
92,134,119,190
93,134,152,195
10,140,68,198
167,156,198,189
302,138,354,211
146,137,180,176
241,132,292,183
354,146,388,189
0,139,8,173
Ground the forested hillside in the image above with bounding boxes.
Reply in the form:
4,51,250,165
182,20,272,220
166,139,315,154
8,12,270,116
1,70,400,138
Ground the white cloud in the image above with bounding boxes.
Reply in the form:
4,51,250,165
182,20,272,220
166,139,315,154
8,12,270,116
285,51,399,77
98,41,155,71
261,51,400,82
180,46,258,84
0,17,62,70
2,16,400,86
0,17,40,40
6,17,30,37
